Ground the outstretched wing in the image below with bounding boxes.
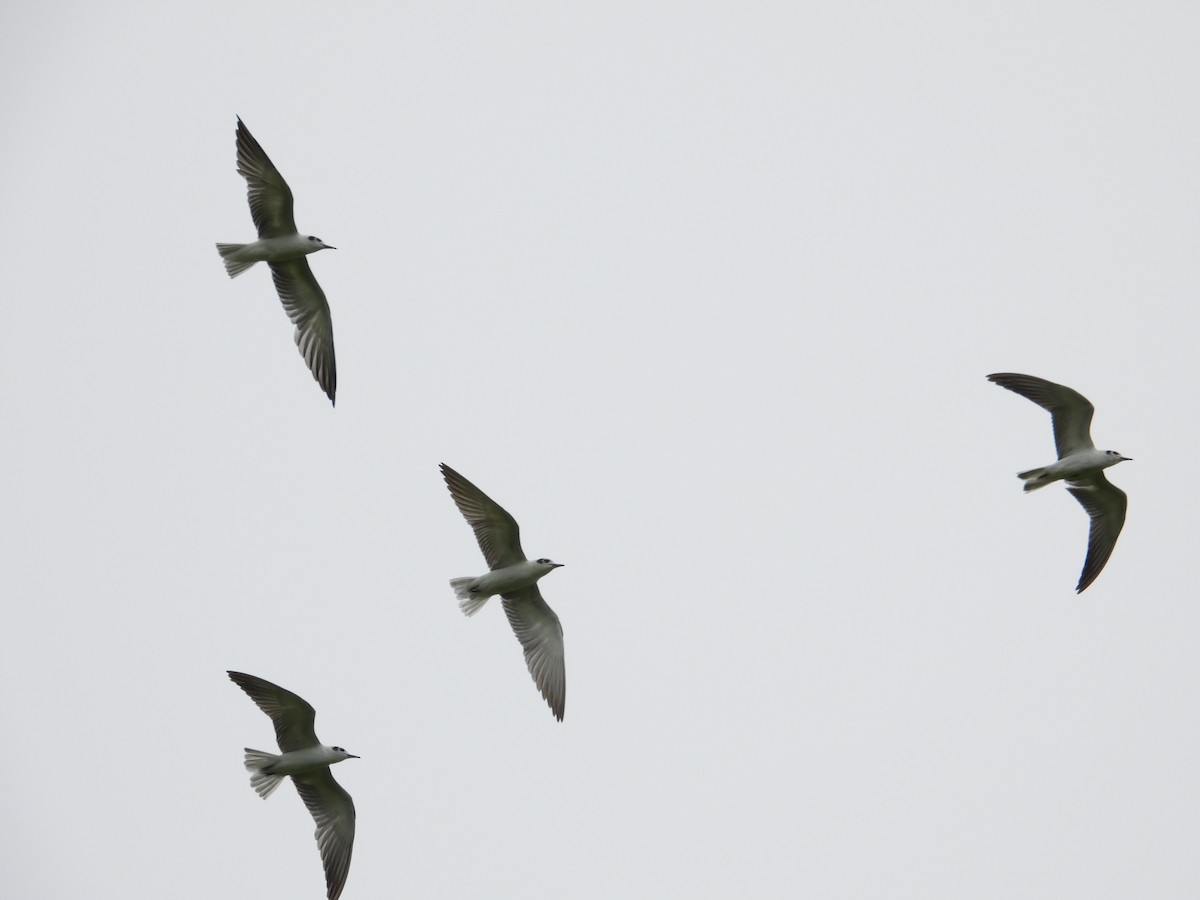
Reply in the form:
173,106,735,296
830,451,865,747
269,259,337,404
987,373,1096,458
502,585,565,721
1067,472,1128,593
293,769,356,900
441,463,526,569
227,671,319,753
235,118,298,239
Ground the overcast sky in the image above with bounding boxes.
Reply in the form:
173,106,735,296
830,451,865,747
3,2,1199,897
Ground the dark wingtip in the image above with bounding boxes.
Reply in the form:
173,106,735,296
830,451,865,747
1075,569,1098,594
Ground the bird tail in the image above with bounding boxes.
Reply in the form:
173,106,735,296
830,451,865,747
243,748,285,798
451,578,490,616
1017,467,1052,492
216,243,258,278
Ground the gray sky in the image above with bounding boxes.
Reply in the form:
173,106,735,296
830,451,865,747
3,2,1199,897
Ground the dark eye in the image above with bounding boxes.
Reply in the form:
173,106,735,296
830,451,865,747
309,236,319,242
536,558,549,564
333,746,344,752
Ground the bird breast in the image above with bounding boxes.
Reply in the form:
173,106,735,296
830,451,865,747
270,745,344,776
476,560,550,596
246,234,325,263
1051,448,1123,479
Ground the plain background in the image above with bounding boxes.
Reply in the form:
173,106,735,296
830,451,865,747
3,2,1198,897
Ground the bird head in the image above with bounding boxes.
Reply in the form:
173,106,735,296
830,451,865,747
305,235,336,252
330,745,359,763
534,558,564,572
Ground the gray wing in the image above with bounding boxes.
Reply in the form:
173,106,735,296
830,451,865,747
235,118,297,239
1066,472,1128,594
269,259,336,404
292,769,356,900
502,585,565,721
440,463,526,569
227,671,319,753
987,373,1096,458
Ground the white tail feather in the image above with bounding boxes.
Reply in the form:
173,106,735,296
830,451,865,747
215,243,258,278
451,577,490,616
243,748,284,799
1017,467,1052,492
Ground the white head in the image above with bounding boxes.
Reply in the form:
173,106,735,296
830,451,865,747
328,745,359,764
304,235,337,253
1102,450,1132,468
534,558,564,576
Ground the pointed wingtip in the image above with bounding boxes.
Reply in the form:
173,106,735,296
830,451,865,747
1075,565,1102,594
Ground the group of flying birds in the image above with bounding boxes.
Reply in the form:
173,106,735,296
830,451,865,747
216,119,1133,899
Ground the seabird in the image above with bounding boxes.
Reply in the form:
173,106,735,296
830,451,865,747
216,118,337,404
228,671,357,900
988,373,1131,593
440,463,566,720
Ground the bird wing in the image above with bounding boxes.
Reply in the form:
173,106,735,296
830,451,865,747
502,585,565,721
292,768,356,900
987,373,1096,458
440,463,526,569
235,118,298,239
269,259,337,404
1066,472,1128,594
227,671,319,753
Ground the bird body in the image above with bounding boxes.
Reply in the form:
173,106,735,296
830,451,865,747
987,373,1131,593
1017,446,1129,492
246,743,355,776
228,671,357,900
441,463,567,720
451,558,562,605
217,233,334,277
217,117,338,404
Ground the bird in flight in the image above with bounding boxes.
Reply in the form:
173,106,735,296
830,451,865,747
440,463,566,721
228,671,358,900
216,118,337,404
987,373,1131,593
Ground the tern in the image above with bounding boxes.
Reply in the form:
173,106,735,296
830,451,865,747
216,118,337,404
988,373,1131,593
441,463,566,720
228,671,357,900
